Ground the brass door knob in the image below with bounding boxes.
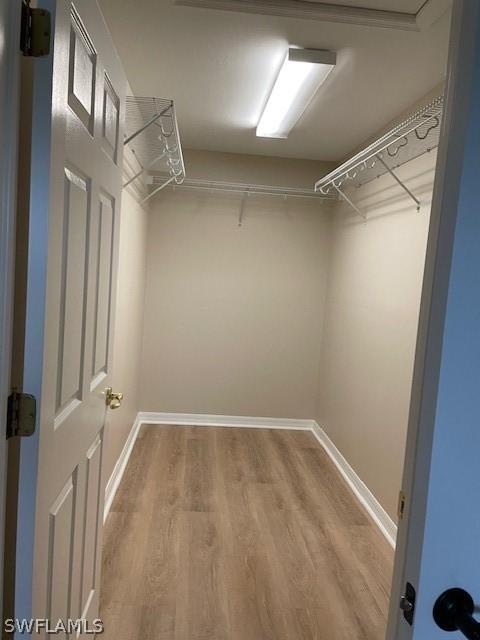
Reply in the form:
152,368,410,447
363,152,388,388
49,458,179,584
105,387,123,410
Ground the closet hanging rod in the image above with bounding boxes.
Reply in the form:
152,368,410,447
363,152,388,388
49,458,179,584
164,177,335,201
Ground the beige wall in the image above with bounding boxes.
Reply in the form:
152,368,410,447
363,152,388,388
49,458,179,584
140,187,332,418
130,145,435,521
183,148,335,188
104,190,148,482
316,150,437,520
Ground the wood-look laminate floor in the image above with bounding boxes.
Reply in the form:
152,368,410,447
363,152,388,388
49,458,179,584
100,426,393,640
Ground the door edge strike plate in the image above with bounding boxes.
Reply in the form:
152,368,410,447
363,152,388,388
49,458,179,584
398,490,406,520
400,582,416,626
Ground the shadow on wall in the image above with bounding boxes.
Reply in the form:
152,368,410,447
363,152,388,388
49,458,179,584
334,164,437,225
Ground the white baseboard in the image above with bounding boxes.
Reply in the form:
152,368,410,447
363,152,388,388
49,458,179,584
310,421,397,548
137,411,314,430
103,414,143,522
104,411,397,547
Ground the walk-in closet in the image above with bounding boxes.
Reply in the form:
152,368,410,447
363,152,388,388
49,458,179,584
6,1,458,638
96,2,450,638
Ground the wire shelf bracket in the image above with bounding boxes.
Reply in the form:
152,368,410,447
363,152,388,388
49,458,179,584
123,96,185,200
333,184,366,220
314,95,444,219
238,191,248,227
376,154,421,211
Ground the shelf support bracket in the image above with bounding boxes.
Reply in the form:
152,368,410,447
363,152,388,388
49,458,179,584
238,191,249,226
333,185,366,220
376,155,421,211
140,175,175,204
123,150,168,190
123,166,145,190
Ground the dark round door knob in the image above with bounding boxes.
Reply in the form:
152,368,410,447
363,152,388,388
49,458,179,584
434,588,480,639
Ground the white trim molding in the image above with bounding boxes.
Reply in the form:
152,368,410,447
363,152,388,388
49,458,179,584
137,411,313,430
104,411,397,547
175,0,451,31
103,414,143,522
416,0,452,30
175,0,419,30
310,421,397,548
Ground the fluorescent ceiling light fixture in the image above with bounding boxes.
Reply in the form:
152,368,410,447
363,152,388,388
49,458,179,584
256,48,336,139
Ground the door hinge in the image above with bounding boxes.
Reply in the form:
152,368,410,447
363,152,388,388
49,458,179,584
398,489,406,520
6,391,37,439
20,0,51,57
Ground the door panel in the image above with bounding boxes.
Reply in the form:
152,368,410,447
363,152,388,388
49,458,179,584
68,8,96,133
56,168,90,418
16,0,126,630
91,194,115,385
81,433,103,617
47,475,76,628
102,76,120,162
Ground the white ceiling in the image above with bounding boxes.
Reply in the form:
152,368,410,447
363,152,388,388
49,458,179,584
98,0,450,161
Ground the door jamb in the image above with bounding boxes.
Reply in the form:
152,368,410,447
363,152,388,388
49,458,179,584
0,0,22,624
386,1,479,637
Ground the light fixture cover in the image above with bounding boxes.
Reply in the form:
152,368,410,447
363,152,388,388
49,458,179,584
256,48,336,139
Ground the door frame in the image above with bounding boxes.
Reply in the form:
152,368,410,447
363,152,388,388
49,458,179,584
2,0,473,635
387,1,480,637
0,0,22,624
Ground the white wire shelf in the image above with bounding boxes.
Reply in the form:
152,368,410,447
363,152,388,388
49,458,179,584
314,95,444,218
165,177,335,200
123,96,186,201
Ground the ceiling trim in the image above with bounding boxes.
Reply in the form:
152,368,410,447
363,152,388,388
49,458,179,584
416,0,452,30
174,0,420,31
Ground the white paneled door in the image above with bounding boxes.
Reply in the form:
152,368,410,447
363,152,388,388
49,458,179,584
15,0,125,633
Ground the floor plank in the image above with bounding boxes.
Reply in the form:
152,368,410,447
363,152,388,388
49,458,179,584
100,425,394,639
